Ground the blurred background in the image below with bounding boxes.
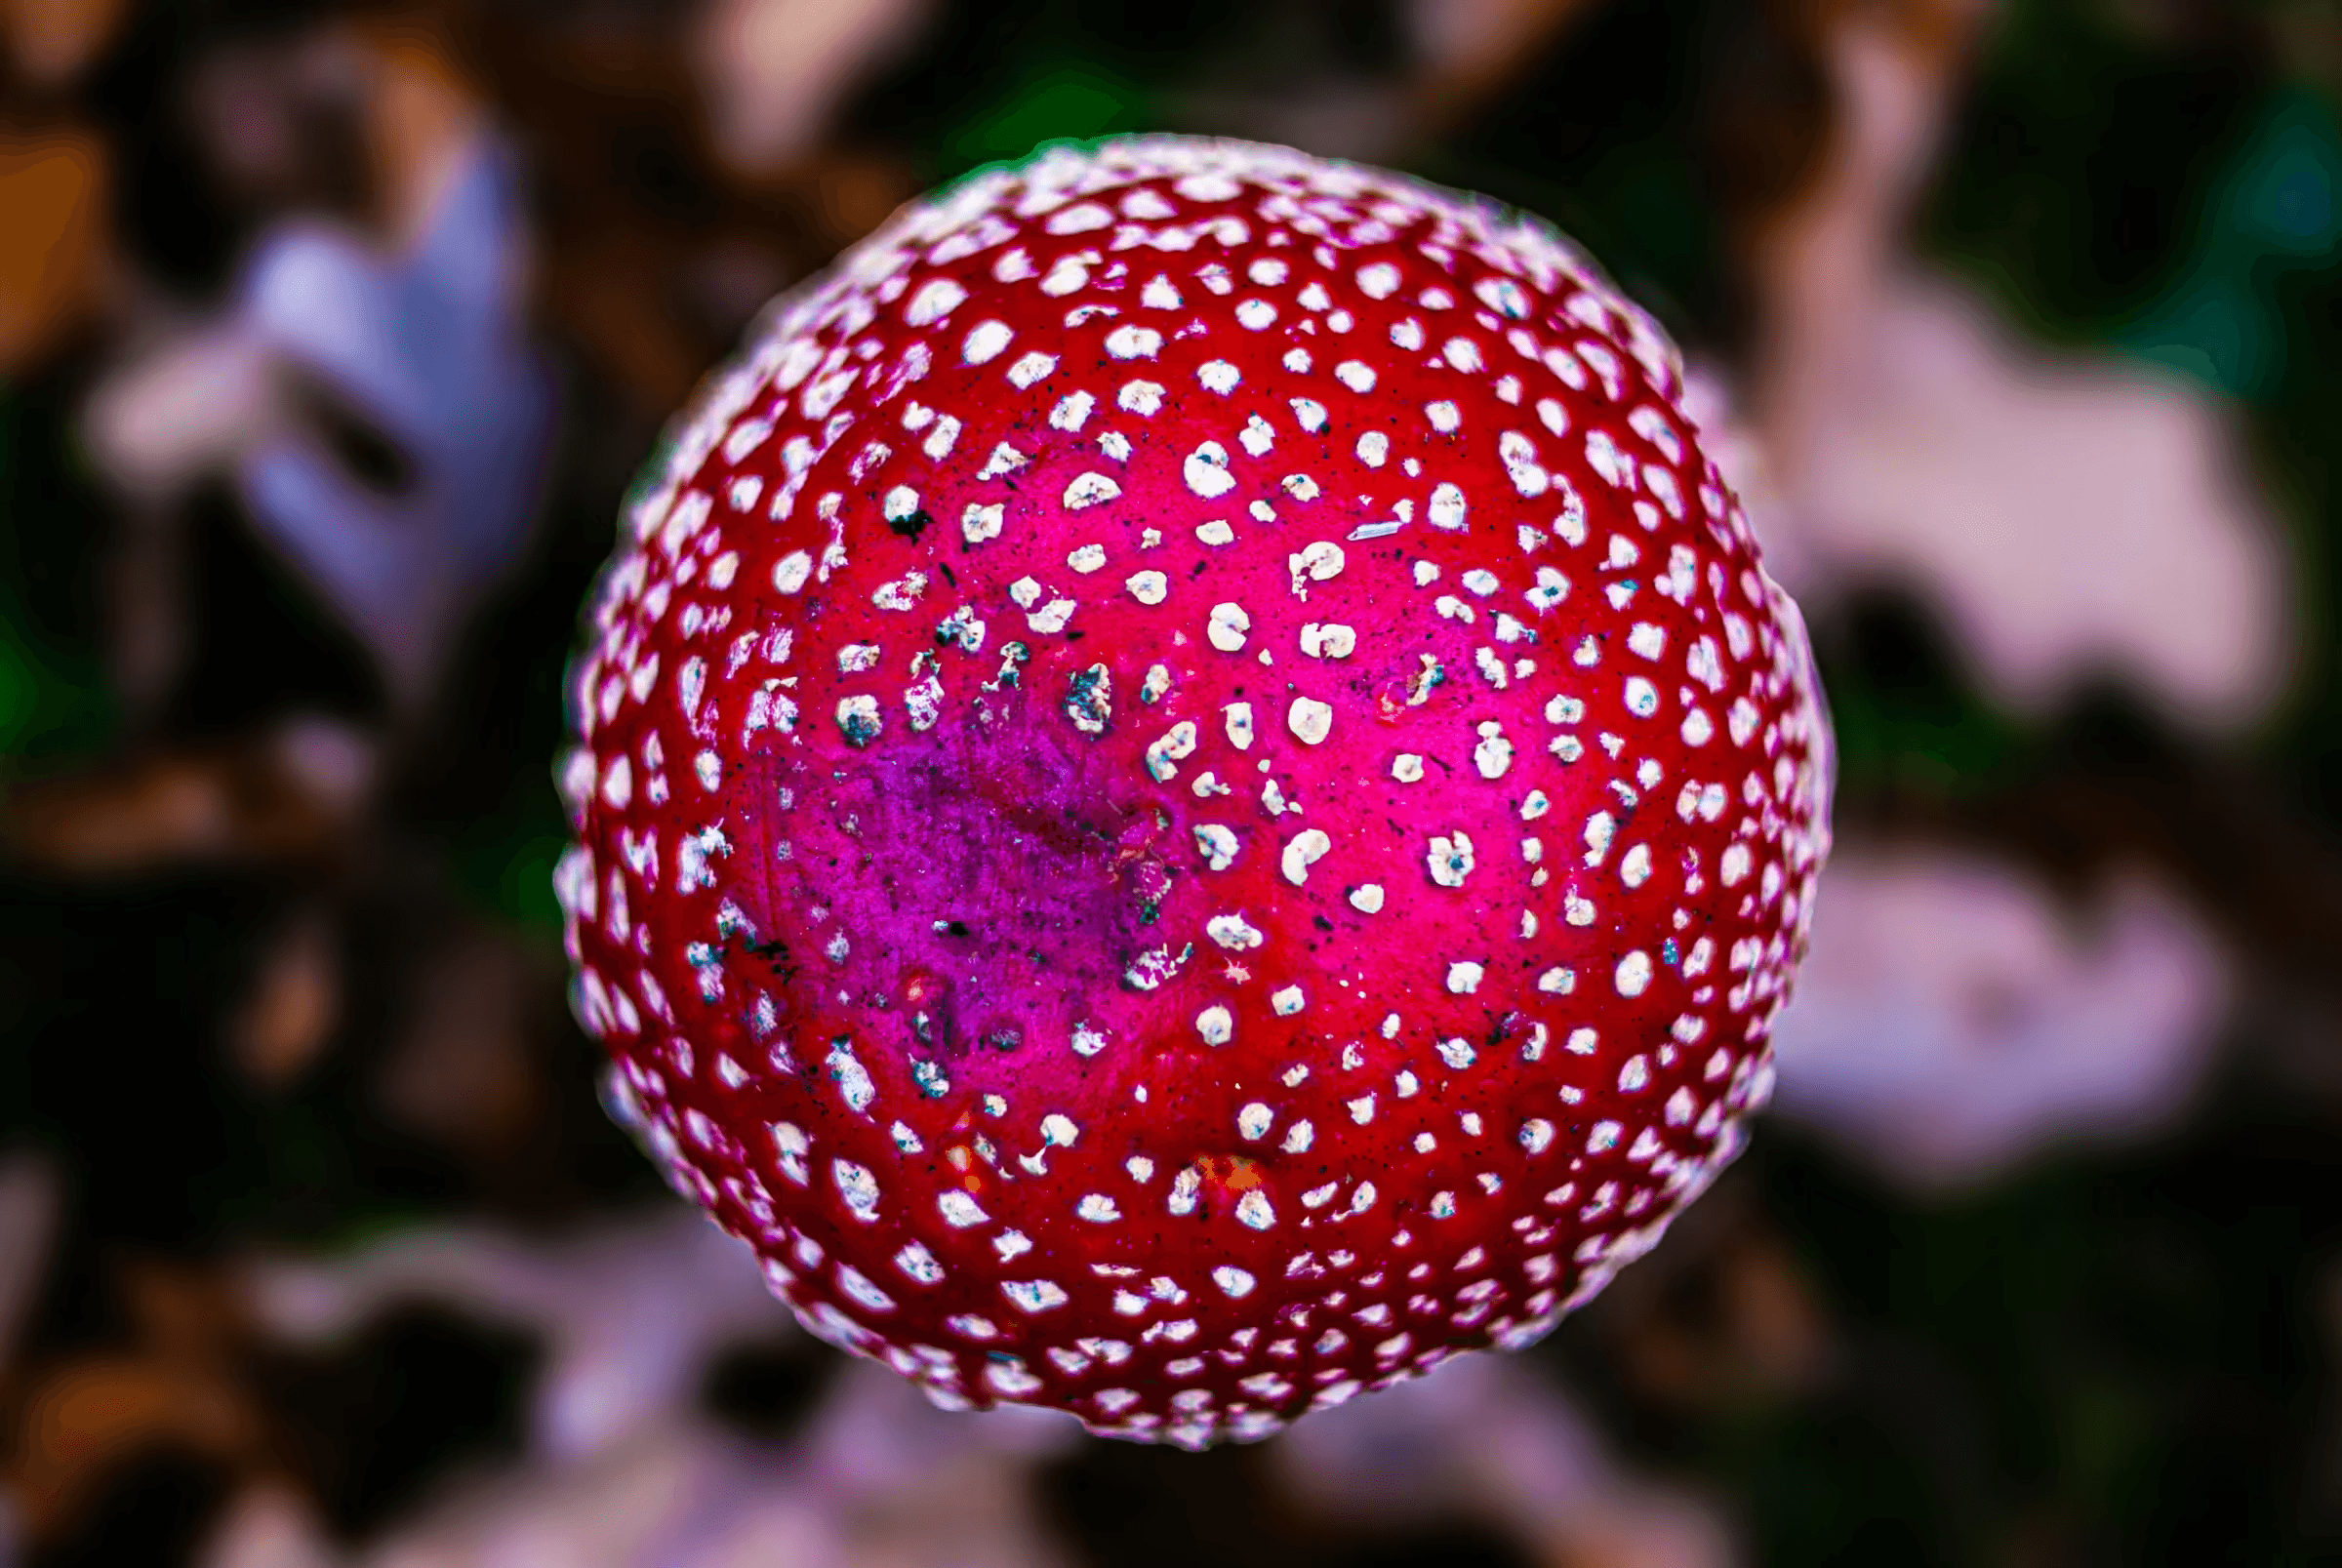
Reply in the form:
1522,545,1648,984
2,0,2340,1561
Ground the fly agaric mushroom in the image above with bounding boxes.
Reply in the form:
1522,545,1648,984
555,137,1833,1447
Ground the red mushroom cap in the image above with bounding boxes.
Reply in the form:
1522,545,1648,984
555,137,1833,1447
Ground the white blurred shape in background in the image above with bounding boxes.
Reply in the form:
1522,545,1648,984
231,141,551,705
1767,853,2229,1192
249,1209,785,1462
86,35,551,708
1275,1351,1735,1568
1739,5,2293,732
0,1154,60,1568
690,0,935,176
221,1214,1078,1568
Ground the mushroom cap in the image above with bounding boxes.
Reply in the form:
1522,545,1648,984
556,136,1833,1447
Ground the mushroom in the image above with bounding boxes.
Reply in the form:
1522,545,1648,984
555,136,1834,1448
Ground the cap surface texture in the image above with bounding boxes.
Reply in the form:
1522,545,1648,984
556,136,1833,1447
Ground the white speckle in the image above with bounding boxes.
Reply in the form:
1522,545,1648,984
1050,389,1096,430
1047,201,1113,234
1196,1005,1234,1046
963,320,1013,363
961,503,1004,544
1184,440,1236,498
1588,1121,1622,1154
1236,299,1277,330
1287,697,1334,745
1213,1266,1257,1298
977,441,1029,479
834,695,882,746
1500,428,1549,495
1237,1103,1273,1140
1292,397,1329,432
1473,722,1514,779
1429,483,1468,530
1583,811,1616,865
1119,380,1165,414
1194,824,1240,870
1355,430,1389,467
773,550,813,593
1008,350,1059,388
1002,1279,1070,1313
1629,622,1667,660
1207,912,1265,949
833,1158,880,1219
1281,828,1331,886
1619,1055,1649,1092
906,278,968,324
1428,831,1475,887
939,1190,989,1227
1538,967,1575,993
1427,400,1460,433
1236,1190,1275,1230
1106,324,1164,359
1335,360,1376,392
1348,884,1385,914
1064,472,1121,510
1027,599,1075,634
1446,961,1484,994
1280,1120,1314,1153
1199,359,1242,393
1208,601,1251,652
1143,273,1183,308
1300,623,1356,659
1074,1023,1109,1057
871,572,927,611
1197,519,1236,545
1358,261,1400,298
1625,676,1660,717
1078,1194,1122,1223
1288,541,1344,595
600,754,632,810
1616,950,1654,996
1272,985,1305,1016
